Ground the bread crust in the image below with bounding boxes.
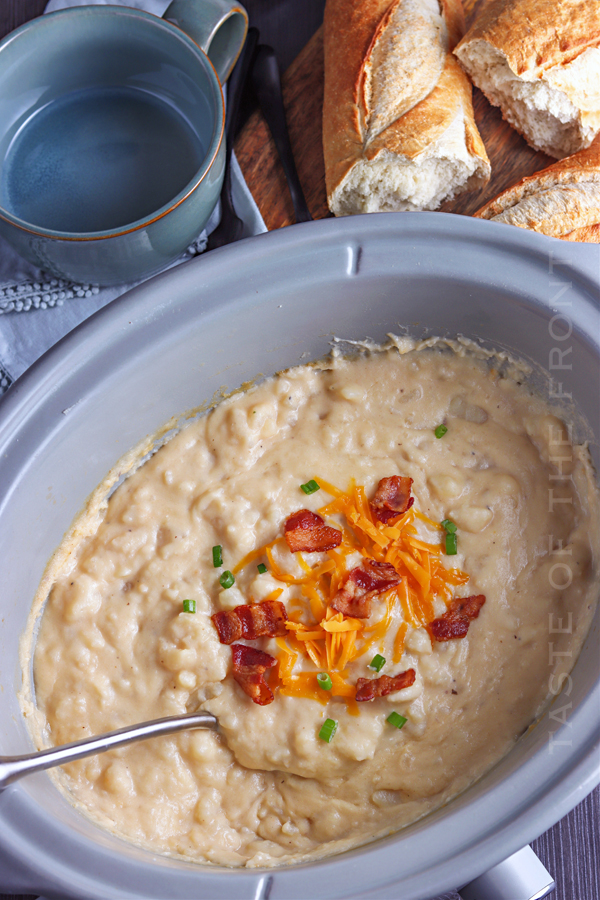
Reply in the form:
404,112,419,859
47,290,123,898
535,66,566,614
323,0,382,201
474,138,600,240
562,223,600,242
323,0,490,213
455,0,600,79
454,0,600,158
366,54,487,163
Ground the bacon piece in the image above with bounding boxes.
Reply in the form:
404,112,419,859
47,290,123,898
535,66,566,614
212,599,288,645
231,644,277,706
212,609,243,644
284,508,342,553
428,594,486,642
355,668,416,702
370,476,414,524
331,559,401,618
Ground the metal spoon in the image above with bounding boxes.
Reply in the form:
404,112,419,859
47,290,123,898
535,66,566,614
0,711,218,792
251,44,313,224
207,27,260,250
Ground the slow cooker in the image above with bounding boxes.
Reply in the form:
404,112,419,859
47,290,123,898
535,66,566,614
0,213,598,899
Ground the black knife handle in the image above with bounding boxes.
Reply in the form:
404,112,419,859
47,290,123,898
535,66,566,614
252,44,313,224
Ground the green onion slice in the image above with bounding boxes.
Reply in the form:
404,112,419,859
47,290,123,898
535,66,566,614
441,519,457,534
182,599,196,614
212,545,223,568
317,672,332,691
445,533,458,556
434,424,448,439
257,563,267,574
219,570,235,589
387,711,407,729
369,654,386,673
319,718,338,743
300,479,320,495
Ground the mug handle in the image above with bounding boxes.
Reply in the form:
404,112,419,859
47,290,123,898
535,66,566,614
163,0,248,84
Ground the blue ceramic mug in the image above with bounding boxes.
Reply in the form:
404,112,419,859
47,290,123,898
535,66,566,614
0,2,247,285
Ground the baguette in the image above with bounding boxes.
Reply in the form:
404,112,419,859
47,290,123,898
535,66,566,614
323,0,490,216
474,137,600,241
454,0,600,159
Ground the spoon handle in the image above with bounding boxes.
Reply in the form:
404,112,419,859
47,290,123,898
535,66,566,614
251,44,313,223
0,711,218,791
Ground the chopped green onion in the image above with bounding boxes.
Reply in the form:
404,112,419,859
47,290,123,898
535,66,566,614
300,479,320,495
317,672,332,691
219,570,235,589
319,718,338,743
441,519,457,534
257,563,267,574
445,533,458,555
212,545,223,568
387,711,408,729
435,424,448,439
182,599,196,614
369,654,386,673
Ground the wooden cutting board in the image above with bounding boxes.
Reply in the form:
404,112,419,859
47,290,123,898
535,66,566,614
234,0,554,231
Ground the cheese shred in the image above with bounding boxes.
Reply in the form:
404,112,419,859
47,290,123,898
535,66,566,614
235,478,469,708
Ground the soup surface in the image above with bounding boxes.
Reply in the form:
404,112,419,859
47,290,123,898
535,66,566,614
24,344,600,867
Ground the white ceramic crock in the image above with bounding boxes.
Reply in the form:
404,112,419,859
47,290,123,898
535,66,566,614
0,213,598,900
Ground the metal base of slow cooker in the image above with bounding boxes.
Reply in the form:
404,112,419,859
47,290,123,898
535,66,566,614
458,846,555,900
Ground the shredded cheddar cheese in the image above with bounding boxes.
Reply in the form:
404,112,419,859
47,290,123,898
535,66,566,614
233,478,470,708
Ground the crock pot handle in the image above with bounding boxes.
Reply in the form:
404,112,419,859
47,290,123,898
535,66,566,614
163,0,249,84
458,845,555,900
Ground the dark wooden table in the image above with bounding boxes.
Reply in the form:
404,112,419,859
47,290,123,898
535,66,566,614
0,2,598,899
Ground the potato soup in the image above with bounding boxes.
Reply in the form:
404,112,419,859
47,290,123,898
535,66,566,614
22,343,600,867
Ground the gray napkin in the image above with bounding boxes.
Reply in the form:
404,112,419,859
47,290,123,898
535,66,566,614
0,0,266,391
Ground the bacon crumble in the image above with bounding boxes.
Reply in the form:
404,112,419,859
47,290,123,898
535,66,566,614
217,481,482,709
355,667,416,702
370,475,414,524
284,508,342,553
428,594,486,641
231,643,277,705
331,559,401,618
212,599,288,645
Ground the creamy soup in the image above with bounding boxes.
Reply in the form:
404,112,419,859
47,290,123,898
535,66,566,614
22,343,600,867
